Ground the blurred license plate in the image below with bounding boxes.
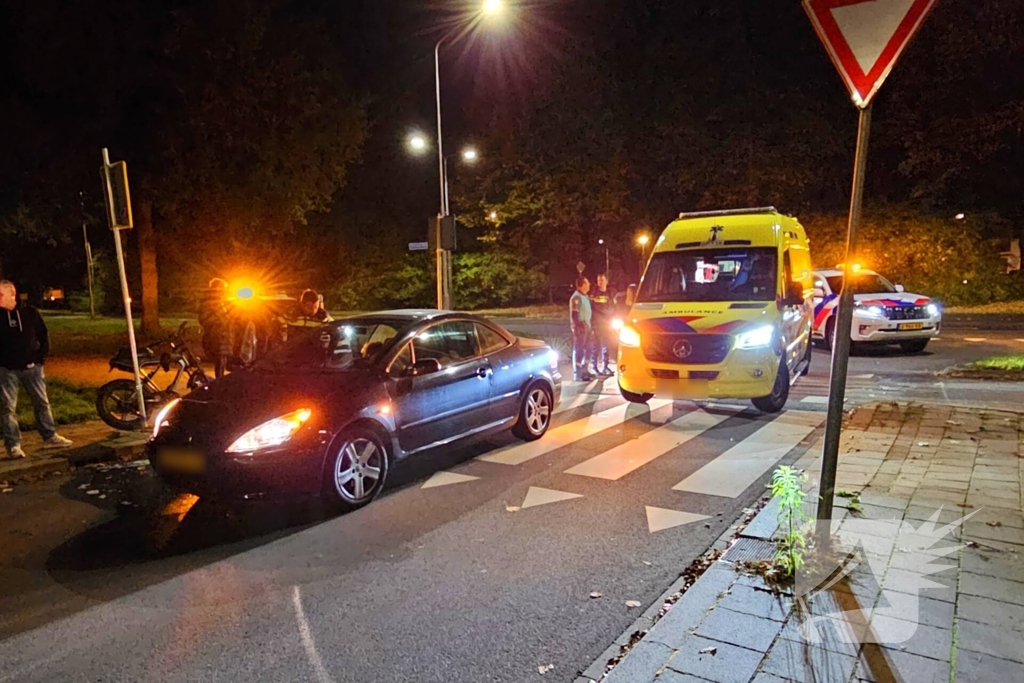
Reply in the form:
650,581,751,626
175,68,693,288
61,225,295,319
158,448,205,474
899,323,925,331
656,379,709,400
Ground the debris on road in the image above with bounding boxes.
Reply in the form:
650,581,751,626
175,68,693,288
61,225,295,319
537,664,554,675
590,592,603,599
987,521,1003,527
505,504,520,513
86,490,100,495
1,488,12,494
624,600,641,609
698,646,718,656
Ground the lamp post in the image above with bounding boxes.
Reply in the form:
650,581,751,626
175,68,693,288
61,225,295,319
636,233,651,278
430,0,505,310
597,239,610,276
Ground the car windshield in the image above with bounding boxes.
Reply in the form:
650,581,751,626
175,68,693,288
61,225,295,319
826,274,897,296
257,318,413,370
637,248,778,303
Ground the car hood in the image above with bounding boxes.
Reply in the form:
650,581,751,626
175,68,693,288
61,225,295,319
628,303,775,336
853,292,932,307
179,368,380,439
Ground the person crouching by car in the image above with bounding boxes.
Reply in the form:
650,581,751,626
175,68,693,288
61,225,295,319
570,277,593,382
198,278,234,379
295,289,333,326
0,280,73,459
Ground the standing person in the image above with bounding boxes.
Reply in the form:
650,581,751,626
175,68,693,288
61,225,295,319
569,277,593,382
198,278,234,379
589,274,616,377
0,281,73,459
294,290,333,326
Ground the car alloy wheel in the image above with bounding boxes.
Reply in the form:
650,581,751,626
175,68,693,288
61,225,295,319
525,388,551,436
333,437,384,503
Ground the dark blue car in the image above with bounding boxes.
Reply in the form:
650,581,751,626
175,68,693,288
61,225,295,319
148,311,562,511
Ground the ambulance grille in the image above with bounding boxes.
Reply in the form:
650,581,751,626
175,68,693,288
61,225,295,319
643,334,732,365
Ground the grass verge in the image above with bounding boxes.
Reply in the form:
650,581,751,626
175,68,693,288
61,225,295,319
967,355,1024,372
945,301,1024,315
944,354,1024,381
15,378,97,430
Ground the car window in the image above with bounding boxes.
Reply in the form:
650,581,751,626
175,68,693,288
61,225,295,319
389,343,413,376
475,324,509,356
826,274,897,296
412,321,482,368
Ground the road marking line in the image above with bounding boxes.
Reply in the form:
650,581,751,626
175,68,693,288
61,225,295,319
646,506,710,533
563,406,742,481
292,586,334,683
671,410,825,498
800,396,830,404
555,391,603,414
478,400,671,466
520,486,583,509
421,472,480,489
964,337,987,343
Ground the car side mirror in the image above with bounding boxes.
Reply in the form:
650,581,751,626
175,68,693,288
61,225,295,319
894,284,905,293
782,282,804,306
404,359,441,377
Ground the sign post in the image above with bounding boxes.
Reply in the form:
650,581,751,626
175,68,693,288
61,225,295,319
100,148,147,425
803,0,937,538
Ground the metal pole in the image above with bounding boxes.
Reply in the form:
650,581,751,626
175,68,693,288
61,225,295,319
83,225,95,319
817,103,873,538
102,148,147,425
434,41,448,310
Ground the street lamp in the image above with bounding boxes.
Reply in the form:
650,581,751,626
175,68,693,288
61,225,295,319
431,1,506,310
598,238,609,275
462,147,479,162
636,233,651,277
408,134,428,153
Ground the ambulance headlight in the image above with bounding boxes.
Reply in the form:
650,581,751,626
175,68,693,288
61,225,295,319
734,325,774,350
619,326,641,348
926,303,940,317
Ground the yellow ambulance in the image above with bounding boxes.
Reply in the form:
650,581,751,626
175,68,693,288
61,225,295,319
617,207,813,413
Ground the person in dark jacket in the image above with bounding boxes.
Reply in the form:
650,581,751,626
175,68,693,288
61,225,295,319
198,278,234,378
589,274,616,377
0,280,73,459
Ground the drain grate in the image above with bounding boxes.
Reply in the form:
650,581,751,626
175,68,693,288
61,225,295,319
722,537,777,563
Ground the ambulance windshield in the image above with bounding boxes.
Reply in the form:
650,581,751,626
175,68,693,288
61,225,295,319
637,248,778,303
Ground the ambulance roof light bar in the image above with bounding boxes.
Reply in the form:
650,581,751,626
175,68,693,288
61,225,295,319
677,207,778,220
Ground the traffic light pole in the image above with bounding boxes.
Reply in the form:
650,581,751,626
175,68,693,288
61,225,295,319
817,103,873,542
434,41,453,310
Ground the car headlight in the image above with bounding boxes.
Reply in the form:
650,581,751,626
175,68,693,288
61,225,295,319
611,318,624,331
151,398,181,439
548,350,560,370
926,303,940,317
226,408,312,453
734,325,775,350
619,325,641,348
865,305,885,317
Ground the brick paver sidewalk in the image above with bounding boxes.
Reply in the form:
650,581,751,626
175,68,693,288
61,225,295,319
590,403,1024,683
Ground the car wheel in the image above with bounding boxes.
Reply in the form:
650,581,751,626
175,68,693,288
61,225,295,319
619,383,653,404
824,317,836,352
752,357,790,414
900,339,929,354
323,426,389,512
512,383,553,441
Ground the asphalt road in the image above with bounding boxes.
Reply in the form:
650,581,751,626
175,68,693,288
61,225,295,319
0,319,1020,683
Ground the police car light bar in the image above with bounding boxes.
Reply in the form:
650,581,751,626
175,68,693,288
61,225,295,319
677,207,778,220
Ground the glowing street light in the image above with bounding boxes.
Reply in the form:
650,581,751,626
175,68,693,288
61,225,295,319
482,0,504,16
955,213,966,220
636,234,651,247
462,147,479,162
489,211,498,221
408,133,428,153
636,233,652,277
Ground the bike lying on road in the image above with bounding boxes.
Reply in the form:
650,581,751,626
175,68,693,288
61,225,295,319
95,322,211,431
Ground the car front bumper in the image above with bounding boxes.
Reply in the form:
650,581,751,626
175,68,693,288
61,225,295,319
617,345,778,400
850,314,941,343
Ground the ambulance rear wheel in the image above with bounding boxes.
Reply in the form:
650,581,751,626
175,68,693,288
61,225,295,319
619,384,653,405
752,358,789,414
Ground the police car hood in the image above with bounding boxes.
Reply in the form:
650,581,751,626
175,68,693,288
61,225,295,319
853,292,932,307
629,303,774,336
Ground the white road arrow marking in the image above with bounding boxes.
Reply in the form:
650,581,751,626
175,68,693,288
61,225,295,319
646,507,710,533
520,486,583,510
672,410,825,498
421,472,480,489
564,406,741,481
831,0,916,73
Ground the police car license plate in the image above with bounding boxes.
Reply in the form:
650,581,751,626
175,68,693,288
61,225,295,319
157,448,205,474
899,323,925,331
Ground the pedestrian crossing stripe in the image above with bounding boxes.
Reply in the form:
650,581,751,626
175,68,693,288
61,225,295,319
520,487,583,509
477,400,672,466
671,410,825,498
564,405,744,481
646,507,710,533
421,472,480,489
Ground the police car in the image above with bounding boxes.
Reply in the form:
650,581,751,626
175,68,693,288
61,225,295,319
812,266,941,353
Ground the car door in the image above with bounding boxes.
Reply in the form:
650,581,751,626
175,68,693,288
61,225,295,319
391,321,494,454
473,322,521,422
780,249,809,376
